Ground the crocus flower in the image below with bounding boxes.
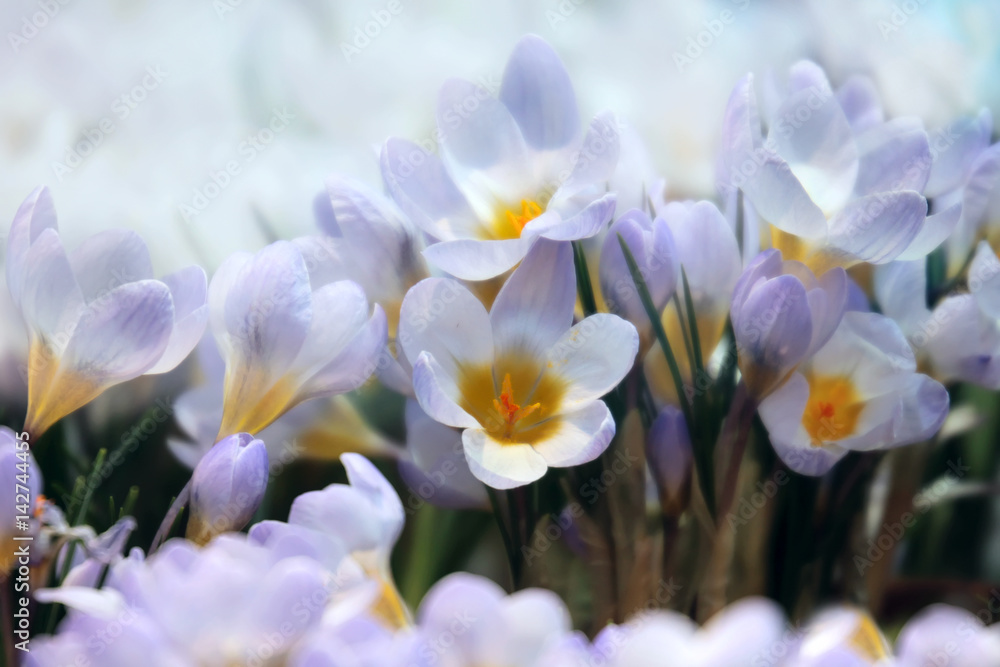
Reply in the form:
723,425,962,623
32,535,332,667
250,453,409,628
642,201,741,405
785,607,893,666
720,61,958,274
208,238,387,438
894,604,1000,667
315,175,431,394
646,406,692,516
599,208,679,349
875,256,1000,389
1,426,41,573
6,187,208,438
187,433,269,544
398,239,638,489
731,249,848,399
758,311,949,475
415,573,574,667
381,35,619,281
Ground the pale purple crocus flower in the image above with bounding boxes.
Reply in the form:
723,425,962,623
32,535,332,667
208,237,387,438
415,573,575,667
314,175,431,395
894,604,1000,667
599,208,679,351
758,311,949,475
646,406,692,516
250,453,410,629
0,426,42,573
875,257,1000,390
398,239,638,489
731,249,848,400
381,35,619,281
187,433,269,544
720,62,959,274
641,200,742,406
6,186,208,438
785,606,894,666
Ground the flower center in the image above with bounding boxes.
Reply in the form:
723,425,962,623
456,356,567,445
802,374,863,444
493,373,541,437
493,199,543,240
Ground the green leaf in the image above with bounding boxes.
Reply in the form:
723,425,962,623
573,241,599,317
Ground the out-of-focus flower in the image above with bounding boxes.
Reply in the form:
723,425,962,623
60,517,137,589
875,256,1000,389
250,453,409,628
208,238,387,438
187,433,269,545
32,535,332,667
786,607,893,666
731,249,848,400
7,187,208,438
398,239,638,489
315,176,431,394
758,311,949,475
398,400,487,511
415,572,574,667
1,426,42,573
720,62,957,275
894,604,1000,667
600,208,679,350
646,406,692,516
643,200,741,405
381,35,618,281
598,597,787,666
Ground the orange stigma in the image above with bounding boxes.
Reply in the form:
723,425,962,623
504,200,543,236
492,373,541,437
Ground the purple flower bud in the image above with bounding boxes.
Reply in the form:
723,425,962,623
188,433,268,544
1,427,42,572
646,406,692,516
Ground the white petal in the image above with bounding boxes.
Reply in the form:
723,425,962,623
422,237,532,281
146,266,208,374
759,373,847,475
969,240,1000,320
68,229,153,302
529,194,616,241
463,428,547,489
299,304,389,400
398,277,493,376
6,186,58,310
491,238,575,360
547,314,638,410
549,112,620,207
530,401,615,467
18,228,84,341
894,202,961,262
825,191,927,265
412,352,479,430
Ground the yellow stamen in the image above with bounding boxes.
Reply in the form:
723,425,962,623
492,199,544,240
802,373,863,444
492,373,541,438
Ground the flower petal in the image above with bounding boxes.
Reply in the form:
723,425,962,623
894,202,961,262
380,137,477,240
739,154,828,238
970,240,1000,319
925,109,993,198
422,237,532,281
491,238,575,360
462,428,547,489
67,229,154,302
836,75,883,132
759,373,847,475
412,352,479,430
499,35,579,151
18,228,84,340
299,304,389,400
398,277,493,375
528,193,616,241
547,313,639,410
549,112,620,209
530,401,615,467
825,191,927,265
6,186,58,310
852,117,931,197
146,265,208,374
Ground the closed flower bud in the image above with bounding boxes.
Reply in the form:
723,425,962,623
187,433,268,545
646,406,692,516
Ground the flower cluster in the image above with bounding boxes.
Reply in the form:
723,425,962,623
8,32,1000,666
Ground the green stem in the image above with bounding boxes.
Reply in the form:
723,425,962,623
573,241,599,317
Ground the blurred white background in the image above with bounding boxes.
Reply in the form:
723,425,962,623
0,0,998,275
